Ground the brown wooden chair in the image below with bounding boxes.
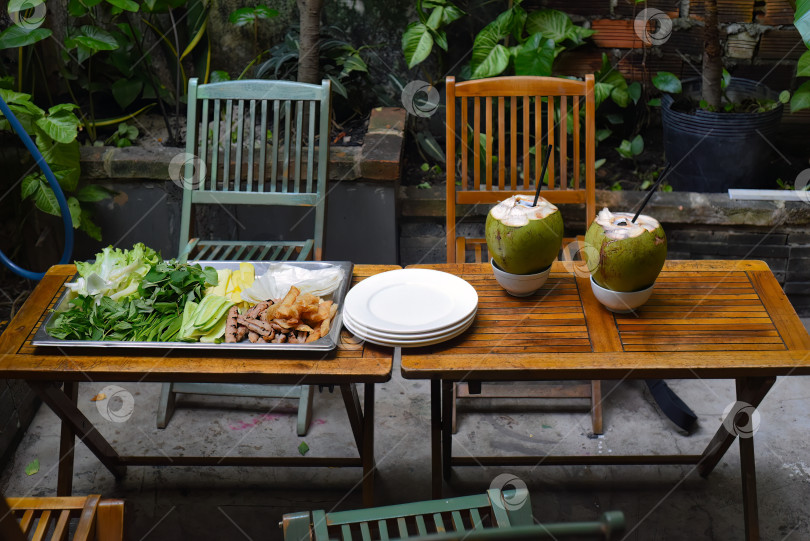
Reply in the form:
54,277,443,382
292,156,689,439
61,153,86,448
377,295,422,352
1,494,124,541
445,75,601,435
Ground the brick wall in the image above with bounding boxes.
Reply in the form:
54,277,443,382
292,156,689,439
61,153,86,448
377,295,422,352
531,0,810,129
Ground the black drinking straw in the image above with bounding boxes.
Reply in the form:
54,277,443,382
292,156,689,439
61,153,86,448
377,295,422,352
532,144,554,207
632,162,671,223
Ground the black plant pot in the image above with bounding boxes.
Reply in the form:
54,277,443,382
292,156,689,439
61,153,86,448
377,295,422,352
661,78,783,193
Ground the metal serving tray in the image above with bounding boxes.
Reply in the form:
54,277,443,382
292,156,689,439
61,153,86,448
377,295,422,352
32,260,354,352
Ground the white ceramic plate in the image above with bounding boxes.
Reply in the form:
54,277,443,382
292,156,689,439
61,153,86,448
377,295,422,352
342,309,476,341
344,269,478,334
342,311,475,348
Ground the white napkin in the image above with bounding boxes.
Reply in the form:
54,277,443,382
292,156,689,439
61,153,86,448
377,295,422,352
240,264,344,303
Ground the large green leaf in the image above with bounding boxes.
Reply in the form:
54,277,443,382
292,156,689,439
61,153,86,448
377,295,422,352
652,71,682,94
104,0,139,12
593,82,612,108
54,167,80,192
35,110,81,144
111,78,143,109
790,80,810,112
30,176,60,216
513,33,555,77
76,184,113,202
402,22,433,69
73,25,119,52
797,0,810,46
80,212,102,241
471,44,509,79
470,8,516,75
525,9,572,44
21,174,39,199
67,197,81,228
798,50,810,77
37,139,80,171
441,5,465,25
0,26,52,50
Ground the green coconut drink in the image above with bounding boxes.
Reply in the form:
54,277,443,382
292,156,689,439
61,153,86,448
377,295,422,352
584,208,667,292
485,195,564,275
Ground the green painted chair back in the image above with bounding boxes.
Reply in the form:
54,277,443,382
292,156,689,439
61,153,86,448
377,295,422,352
282,489,624,541
179,78,331,262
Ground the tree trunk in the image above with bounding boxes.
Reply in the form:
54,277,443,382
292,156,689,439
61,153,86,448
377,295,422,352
702,0,722,109
297,0,323,84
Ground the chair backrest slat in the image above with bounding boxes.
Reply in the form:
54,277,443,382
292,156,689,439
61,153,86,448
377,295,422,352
282,99,292,191
473,96,481,191
510,96,517,189
258,100,268,191
359,521,372,541
52,510,71,540
396,517,408,538
432,513,446,534
341,523,352,541
460,97,467,190
497,97,505,190
307,100,316,193
199,99,209,186
485,96,492,191
247,99,256,190
469,509,483,530
560,95,568,189
223,99,233,189
31,509,51,541
451,511,464,532
235,99,246,191
415,515,428,536
210,99,221,190
547,95,555,189
19,509,34,534
573,96,581,189
377,520,390,541
445,75,597,264
271,100,280,190
522,96,530,190
294,100,304,192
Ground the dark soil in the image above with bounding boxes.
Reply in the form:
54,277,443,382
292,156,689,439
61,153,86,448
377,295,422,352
329,113,368,147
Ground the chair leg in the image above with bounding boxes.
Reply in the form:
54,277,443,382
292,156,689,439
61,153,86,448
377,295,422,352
156,382,176,429
590,380,603,435
451,383,458,434
297,385,315,436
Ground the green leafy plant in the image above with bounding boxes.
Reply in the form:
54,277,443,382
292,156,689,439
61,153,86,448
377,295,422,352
616,134,644,160
229,6,278,61
255,26,372,102
104,122,139,147
404,2,595,80
652,69,792,113
0,89,112,240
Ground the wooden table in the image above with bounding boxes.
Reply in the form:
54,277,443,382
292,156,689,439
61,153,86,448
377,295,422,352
0,264,397,506
400,260,810,540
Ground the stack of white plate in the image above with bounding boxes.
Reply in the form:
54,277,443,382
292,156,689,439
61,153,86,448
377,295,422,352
342,269,478,347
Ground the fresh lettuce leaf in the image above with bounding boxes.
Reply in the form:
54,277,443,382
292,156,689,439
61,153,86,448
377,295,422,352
67,242,161,302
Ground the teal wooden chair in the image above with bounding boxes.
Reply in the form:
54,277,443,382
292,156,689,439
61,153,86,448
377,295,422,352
281,489,625,541
156,78,332,434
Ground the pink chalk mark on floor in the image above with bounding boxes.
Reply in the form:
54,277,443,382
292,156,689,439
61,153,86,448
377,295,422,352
229,413,282,430
314,419,327,425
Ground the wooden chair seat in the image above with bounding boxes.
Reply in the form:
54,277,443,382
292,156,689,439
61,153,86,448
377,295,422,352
184,239,314,262
1,495,124,541
281,488,624,541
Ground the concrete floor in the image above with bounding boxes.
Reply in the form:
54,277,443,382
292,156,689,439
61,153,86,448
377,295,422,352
2,320,809,540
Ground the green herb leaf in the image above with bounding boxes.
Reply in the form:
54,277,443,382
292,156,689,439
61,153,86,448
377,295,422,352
25,458,39,476
652,72,682,94
298,441,310,455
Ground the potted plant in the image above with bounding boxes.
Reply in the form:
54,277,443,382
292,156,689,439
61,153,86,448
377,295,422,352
651,0,809,193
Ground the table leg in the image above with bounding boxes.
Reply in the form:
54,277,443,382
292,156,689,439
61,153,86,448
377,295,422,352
697,377,775,478
431,379,442,499
29,382,126,481
739,415,759,541
340,384,364,452
441,380,453,482
56,382,78,496
362,383,375,507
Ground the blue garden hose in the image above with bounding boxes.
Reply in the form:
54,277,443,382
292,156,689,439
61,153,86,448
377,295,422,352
0,95,74,280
